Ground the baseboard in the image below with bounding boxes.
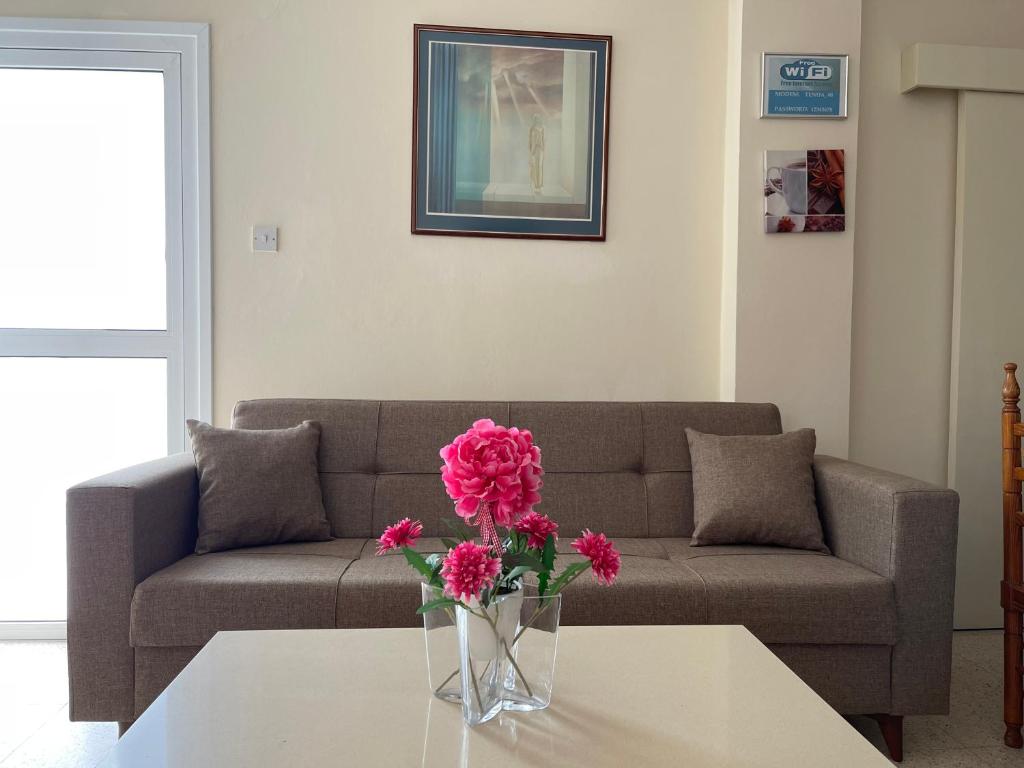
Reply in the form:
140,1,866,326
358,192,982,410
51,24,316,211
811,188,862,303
0,621,67,640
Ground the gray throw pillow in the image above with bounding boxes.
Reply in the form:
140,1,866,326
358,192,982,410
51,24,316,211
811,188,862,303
187,419,332,554
685,427,828,552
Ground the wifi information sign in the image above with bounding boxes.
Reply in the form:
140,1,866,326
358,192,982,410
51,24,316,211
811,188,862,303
761,53,848,118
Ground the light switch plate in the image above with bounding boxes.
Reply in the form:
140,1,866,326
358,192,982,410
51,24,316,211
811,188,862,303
252,226,278,252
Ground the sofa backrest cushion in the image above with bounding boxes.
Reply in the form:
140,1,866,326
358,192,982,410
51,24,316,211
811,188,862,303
231,400,782,539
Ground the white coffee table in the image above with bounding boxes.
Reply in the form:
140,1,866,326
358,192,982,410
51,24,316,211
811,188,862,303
100,626,890,767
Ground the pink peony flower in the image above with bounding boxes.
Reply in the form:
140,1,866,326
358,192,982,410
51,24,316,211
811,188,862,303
375,518,423,556
572,530,622,586
513,511,559,549
441,541,502,601
439,419,543,527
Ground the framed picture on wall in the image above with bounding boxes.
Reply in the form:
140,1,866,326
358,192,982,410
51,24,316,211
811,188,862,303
764,149,845,233
411,24,612,240
761,53,848,119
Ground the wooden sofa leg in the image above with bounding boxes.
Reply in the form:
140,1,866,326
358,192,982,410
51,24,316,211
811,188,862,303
1008,725,1024,750
117,721,134,738
869,714,903,762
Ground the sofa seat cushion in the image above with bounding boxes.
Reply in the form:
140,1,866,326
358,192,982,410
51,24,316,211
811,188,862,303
370,537,671,560
657,538,827,560
337,550,705,628
225,538,367,559
130,540,365,647
554,555,706,625
679,552,896,645
371,537,450,557
336,556,426,628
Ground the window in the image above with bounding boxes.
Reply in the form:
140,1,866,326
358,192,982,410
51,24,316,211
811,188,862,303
0,20,210,631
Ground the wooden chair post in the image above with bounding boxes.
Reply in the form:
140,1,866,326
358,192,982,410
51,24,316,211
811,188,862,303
1003,362,1023,748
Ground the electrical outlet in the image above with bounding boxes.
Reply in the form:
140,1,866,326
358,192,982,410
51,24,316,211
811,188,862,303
252,226,278,252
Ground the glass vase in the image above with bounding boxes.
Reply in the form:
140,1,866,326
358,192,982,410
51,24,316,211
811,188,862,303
421,583,461,702
502,593,562,711
456,587,523,726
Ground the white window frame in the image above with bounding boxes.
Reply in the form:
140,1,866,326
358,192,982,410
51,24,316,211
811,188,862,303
0,18,211,453
0,19,209,639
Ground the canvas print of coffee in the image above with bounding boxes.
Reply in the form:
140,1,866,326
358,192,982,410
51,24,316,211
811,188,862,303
764,149,845,233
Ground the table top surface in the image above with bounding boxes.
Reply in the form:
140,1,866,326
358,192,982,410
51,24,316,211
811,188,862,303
101,625,890,768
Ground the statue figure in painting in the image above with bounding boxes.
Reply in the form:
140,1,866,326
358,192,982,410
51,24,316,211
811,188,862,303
528,114,545,194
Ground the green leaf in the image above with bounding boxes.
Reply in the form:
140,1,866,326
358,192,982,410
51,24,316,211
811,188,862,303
440,538,459,551
502,551,545,572
541,534,556,571
480,580,497,608
504,565,533,583
537,571,550,598
442,517,476,542
425,553,444,586
546,561,590,596
403,547,436,582
417,597,459,615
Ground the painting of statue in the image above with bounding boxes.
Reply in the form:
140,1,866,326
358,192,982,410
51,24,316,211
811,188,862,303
529,115,545,194
412,25,612,240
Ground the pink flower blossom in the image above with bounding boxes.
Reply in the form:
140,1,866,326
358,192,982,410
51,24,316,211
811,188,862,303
375,518,423,556
439,419,543,527
572,530,622,586
514,511,559,549
441,541,501,601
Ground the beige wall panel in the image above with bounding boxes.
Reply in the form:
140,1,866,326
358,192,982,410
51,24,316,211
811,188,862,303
722,0,861,458
851,0,1024,487
902,42,1024,94
948,90,1024,628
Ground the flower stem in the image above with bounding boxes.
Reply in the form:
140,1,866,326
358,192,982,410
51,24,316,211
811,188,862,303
502,639,533,698
434,667,459,695
510,586,567,646
465,653,484,713
511,602,548,646
476,597,537,701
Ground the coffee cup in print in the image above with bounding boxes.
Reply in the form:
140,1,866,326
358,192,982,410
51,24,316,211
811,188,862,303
767,161,808,215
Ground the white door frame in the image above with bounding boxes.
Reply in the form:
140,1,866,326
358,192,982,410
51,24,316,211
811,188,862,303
0,19,210,640
0,18,211,447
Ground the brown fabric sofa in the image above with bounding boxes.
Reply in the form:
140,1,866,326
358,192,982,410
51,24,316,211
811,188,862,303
67,399,959,742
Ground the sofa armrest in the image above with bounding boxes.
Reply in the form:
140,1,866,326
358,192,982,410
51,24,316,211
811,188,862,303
813,455,959,714
67,453,198,722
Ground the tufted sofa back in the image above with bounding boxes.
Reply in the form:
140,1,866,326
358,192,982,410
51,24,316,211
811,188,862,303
231,400,782,539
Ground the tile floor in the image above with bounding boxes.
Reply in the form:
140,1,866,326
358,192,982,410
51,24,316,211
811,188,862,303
0,631,1019,766
0,641,115,768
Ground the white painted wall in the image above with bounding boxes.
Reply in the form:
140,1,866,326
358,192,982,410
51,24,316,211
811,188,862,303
721,0,862,458
7,0,728,424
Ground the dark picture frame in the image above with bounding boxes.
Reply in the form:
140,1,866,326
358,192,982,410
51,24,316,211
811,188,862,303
411,24,612,240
